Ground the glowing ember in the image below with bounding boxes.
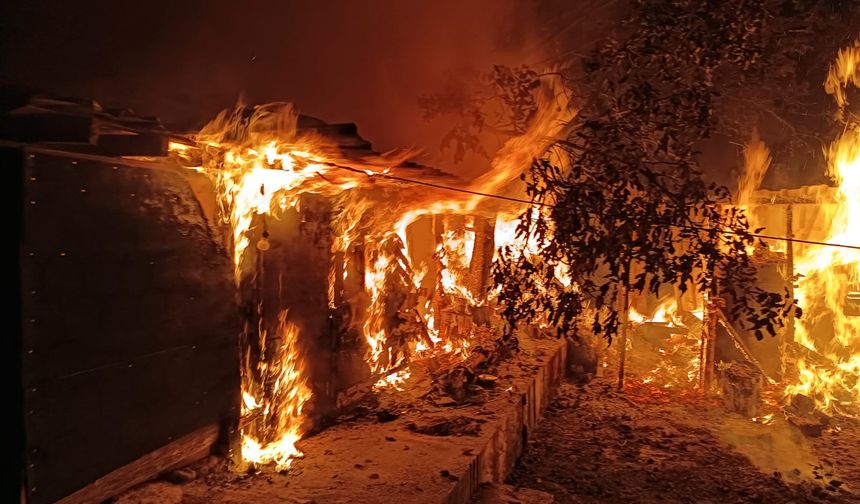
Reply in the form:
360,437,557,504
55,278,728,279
751,413,775,425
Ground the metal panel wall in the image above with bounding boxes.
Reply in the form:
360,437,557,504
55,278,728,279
13,146,240,504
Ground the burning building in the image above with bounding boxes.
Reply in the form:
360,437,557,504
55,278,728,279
7,23,860,504
8,77,574,503
612,42,860,426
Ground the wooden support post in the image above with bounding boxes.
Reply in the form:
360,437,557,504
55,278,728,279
783,204,795,381
705,301,717,391
698,294,708,390
617,284,630,391
698,292,718,392
467,216,496,303
332,251,344,308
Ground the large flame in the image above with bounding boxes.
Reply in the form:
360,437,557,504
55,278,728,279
240,311,311,470
783,40,860,416
737,130,774,255
170,75,574,468
824,39,860,111
787,126,860,415
738,130,772,209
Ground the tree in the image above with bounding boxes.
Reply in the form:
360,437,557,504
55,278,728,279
418,65,544,163
492,0,809,344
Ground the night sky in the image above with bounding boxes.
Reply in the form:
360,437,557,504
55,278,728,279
0,0,554,177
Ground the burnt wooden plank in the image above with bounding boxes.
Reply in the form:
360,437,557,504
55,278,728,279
16,147,240,504
55,424,219,504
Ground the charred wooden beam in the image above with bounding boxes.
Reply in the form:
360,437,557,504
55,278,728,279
96,130,168,157
714,308,777,384
782,204,795,379
0,111,94,143
54,425,219,504
297,121,373,150
0,92,170,156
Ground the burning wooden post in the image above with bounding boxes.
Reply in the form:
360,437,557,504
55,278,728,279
236,193,333,470
782,203,795,380
466,216,496,303
433,215,473,345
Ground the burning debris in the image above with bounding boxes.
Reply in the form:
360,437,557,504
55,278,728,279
583,37,860,431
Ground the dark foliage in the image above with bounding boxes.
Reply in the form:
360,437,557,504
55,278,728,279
418,65,543,162
493,0,806,343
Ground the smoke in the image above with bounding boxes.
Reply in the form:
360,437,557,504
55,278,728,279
0,0,549,178
714,416,820,483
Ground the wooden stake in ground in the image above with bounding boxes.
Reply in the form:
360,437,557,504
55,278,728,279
702,295,719,391
617,284,630,391
709,300,722,390
698,292,710,390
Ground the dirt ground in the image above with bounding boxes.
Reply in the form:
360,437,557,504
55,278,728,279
112,337,566,504
505,379,859,504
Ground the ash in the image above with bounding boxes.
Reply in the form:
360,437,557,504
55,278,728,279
504,380,859,504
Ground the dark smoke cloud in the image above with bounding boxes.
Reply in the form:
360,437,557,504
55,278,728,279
0,0,548,177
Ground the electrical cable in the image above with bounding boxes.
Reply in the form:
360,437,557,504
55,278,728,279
326,162,860,252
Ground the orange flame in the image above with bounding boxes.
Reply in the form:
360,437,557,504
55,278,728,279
787,126,860,415
824,39,860,111
782,40,860,416
170,73,576,468
240,311,312,470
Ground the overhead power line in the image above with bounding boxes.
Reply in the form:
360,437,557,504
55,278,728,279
327,163,860,252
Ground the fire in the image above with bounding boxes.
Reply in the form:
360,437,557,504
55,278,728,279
627,298,703,388
738,130,772,209
784,40,860,417
738,130,773,255
824,39,860,111
438,223,478,304
240,311,312,470
374,369,412,391
180,105,353,469
787,126,860,415
166,75,571,469
628,298,684,327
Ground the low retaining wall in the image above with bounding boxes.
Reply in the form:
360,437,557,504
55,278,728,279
447,338,567,503
178,337,568,504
